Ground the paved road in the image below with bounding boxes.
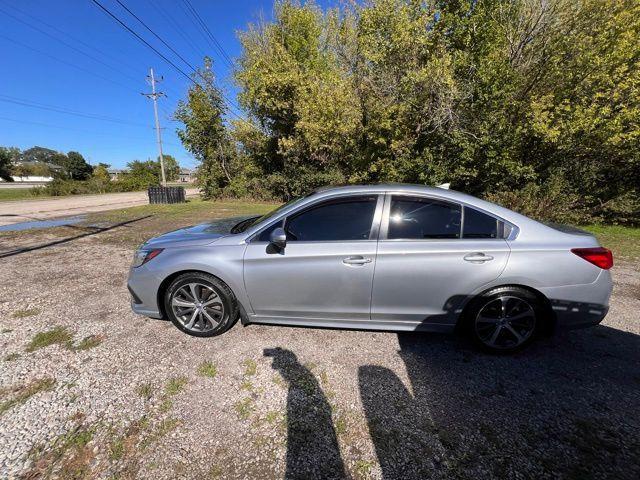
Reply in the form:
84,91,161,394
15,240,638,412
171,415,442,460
0,189,198,227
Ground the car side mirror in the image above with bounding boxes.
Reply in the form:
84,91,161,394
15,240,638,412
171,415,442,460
269,227,287,249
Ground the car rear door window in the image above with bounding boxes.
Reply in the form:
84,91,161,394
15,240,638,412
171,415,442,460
388,196,461,239
285,196,377,241
463,207,499,239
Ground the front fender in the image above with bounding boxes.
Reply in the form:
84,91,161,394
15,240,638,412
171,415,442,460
143,244,253,316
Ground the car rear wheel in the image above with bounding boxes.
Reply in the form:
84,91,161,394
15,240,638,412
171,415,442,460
467,287,541,353
164,272,238,337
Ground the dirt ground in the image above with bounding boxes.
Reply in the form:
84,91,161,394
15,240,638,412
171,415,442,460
0,210,639,479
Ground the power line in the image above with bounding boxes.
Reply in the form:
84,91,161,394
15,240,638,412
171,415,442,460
111,0,243,116
180,0,234,68
0,6,142,85
114,0,199,74
146,0,206,60
0,1,142,75
0,33,139,94
0,115,181,146
0,94,151,128
89,0,258,131
90,0,195,85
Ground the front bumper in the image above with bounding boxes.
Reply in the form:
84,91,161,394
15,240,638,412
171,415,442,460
127,264,164,319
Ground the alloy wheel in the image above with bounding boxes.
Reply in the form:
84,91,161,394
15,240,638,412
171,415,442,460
474,295,536,350
170,282,224,333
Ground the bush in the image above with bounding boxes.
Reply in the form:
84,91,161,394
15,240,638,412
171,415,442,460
30,177,157,197
485,174,592,225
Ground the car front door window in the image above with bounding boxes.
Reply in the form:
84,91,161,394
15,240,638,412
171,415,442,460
285,196,378,241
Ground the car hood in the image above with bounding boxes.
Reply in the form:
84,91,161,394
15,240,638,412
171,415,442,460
143,215,255,248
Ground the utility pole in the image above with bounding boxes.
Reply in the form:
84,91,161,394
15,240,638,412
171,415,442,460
143,68,166,186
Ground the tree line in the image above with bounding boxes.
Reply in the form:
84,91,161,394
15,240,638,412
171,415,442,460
0,145,182,195
177,0,639,225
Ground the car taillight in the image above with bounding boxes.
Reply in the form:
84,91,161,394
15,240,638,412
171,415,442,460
571,247,613,270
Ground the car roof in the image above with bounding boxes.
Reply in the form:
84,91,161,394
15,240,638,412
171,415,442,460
310,184,501,212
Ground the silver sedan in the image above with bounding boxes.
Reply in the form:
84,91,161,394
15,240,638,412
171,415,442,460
127,184,613,353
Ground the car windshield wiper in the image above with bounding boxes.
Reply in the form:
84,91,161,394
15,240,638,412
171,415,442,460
230,216,261,234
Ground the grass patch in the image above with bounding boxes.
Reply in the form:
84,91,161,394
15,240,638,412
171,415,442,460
140,418,180,450
581,224,640,260
12,308,40,319
242,358,257,377
70,334,103,352
136,383,154,400
4,353,20,361
197,361,217,378
109,437,125,461
265,410,280,423
164,376,188,396
82,198,278,247
26,326,73,352
354,459,375,479
0,377,56,415
26,424,95,478
159,399,173,413
234,397,255,420
0,188,48,202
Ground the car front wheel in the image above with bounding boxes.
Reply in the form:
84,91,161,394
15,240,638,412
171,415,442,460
164,272,238,337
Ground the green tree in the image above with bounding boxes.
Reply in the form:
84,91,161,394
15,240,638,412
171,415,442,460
91,164,111,182
229,0,639,224
123,160,159,189
64,151,93,180
157,154,180,182
21,146,58,163
175,57,230,199
0,147,19,181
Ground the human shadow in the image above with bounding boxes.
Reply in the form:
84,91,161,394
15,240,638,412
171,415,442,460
359,326,640,479
264,347,346,480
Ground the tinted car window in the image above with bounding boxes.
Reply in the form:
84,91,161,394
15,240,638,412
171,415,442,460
285,196,377,241
463,207,498,239
388,196,461,239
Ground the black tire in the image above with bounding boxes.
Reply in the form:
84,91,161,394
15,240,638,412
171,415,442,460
464,286,543,354
164,272,239,337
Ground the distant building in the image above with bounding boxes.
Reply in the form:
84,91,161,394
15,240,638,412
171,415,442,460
5,161,63,182
178,168,195,183
107,168,126,181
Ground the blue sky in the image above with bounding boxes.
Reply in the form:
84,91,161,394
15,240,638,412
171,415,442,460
0,0,295,169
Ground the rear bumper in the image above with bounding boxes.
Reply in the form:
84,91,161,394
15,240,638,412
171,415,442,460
538,269,613,330
550,303,609,329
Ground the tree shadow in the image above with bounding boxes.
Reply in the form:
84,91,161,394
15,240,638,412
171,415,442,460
264,347,345,480
359,326,640,479
0,215,152,258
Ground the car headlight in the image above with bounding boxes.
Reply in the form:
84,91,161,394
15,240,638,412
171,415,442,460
132,248,163,268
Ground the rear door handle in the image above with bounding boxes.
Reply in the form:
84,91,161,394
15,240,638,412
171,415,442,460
342,256,372,265
463,252,494,263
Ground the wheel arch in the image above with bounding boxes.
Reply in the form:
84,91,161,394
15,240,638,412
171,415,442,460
455,283,556,335
156,269,248,323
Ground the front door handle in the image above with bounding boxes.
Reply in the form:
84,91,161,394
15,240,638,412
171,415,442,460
463,252,494,263
342,256,372,265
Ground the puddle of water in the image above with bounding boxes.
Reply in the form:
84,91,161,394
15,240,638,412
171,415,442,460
0,215,87,232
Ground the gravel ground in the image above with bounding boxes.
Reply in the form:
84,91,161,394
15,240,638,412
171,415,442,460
0,226,639,479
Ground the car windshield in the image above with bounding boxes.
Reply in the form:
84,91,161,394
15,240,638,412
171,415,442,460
230,195,309,234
